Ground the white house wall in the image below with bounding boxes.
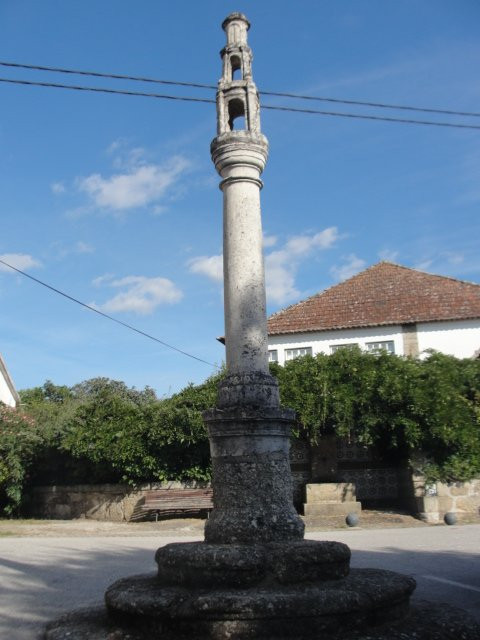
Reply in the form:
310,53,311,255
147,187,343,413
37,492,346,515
268,326,405,366
268,319,480,364
417,319,480,359
0,371,16,407
0,355,19,407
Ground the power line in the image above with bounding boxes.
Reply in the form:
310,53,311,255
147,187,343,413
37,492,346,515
2,59,479,119
0,258,219,369
0,77,215,105
261,90,480,119
1,76,480,131
0,60,216,91
263,103,480,130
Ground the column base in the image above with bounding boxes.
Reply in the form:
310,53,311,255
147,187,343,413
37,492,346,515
203,404,304,544
43,567,479,639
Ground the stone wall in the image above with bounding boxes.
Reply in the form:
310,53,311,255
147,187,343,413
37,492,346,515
30,481,211,522
401,472,480,523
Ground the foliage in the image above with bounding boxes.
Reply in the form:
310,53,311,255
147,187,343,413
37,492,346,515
6,351,480,515
0,403,41,515
271,349,480,482
17,374,221,496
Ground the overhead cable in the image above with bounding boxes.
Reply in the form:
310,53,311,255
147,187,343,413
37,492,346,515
0,77,215,105
1,77,479,131
0,257,219,369
1,59,479,119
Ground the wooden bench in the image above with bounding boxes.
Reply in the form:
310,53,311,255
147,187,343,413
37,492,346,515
140,488,214,521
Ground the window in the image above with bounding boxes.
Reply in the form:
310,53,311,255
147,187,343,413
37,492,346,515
228,98,246,130
268,350,278,363
230,55,242,80
365,340,395,354
330,343,359,354
284,347,312,361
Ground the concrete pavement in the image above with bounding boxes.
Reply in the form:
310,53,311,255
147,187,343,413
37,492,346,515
0,524,479,639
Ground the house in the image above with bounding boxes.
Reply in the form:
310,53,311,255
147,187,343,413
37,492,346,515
267,261,480,364
267,262,480,511
0,353,20,407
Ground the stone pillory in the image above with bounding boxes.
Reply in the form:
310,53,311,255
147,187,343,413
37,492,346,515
205,11,304,545
43,14,480,640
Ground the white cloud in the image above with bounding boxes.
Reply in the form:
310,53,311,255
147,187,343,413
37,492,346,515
444,251,464,265
0,253,41,273
188,227,340,306
75,241,94,254
263,234,278,248
92,275,183,315
51,182,66,194
92,273,114,287
51,240,95,259
265,227,339,304
378,249,399,262
413,260,434,271
76,154,189,213
330,254,366,282
187,255,223,282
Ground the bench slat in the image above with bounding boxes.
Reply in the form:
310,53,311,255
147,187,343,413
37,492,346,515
140,488,213,520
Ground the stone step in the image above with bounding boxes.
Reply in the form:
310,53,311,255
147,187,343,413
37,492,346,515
305,483,356,503
303,501,361,517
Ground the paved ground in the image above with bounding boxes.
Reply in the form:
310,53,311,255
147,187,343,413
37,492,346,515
0,515,479,640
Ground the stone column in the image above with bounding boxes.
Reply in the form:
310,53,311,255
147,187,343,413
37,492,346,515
204,12,304,544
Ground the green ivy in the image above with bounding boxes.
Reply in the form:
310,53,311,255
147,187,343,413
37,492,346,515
272,349,480,482
3,352,479,515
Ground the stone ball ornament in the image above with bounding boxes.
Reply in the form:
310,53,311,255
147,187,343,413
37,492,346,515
346,512,359,527
444,512,457,526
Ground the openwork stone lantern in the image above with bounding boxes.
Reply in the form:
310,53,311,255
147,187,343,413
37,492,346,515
43,14,480,640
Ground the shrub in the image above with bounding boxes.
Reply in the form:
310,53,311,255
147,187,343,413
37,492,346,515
0,403,41,515
272,349,480,481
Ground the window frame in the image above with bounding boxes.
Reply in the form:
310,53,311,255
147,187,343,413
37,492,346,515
365,340,395,354
284,346,313,361
268,349,279,363
330,343,359,354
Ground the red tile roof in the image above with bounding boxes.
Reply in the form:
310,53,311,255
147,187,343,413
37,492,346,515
267,262,480,335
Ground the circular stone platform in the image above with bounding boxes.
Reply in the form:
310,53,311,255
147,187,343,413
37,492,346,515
42,540,480,640
44,599,480,640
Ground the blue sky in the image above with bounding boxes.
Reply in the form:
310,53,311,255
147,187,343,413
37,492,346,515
1,1,479,395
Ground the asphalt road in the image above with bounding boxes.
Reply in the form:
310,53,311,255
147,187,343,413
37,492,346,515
1,524,479,639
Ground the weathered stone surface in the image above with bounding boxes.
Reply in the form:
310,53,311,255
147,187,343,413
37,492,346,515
31,482,211,522
204,406,304,544
43,599,480,640
154,540,350,588
304,501,362,516
267,540,350,583
103,568,414,636
305,482,357,502
205,452,304,543
216,372,281,409
156,542,267,587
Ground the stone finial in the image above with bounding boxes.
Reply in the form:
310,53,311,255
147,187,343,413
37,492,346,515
216,12,261,135
222,12,250,44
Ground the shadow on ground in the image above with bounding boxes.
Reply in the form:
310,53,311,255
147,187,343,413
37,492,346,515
0,531,479,639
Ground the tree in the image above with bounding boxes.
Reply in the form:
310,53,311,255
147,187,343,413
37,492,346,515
0,403,40,515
